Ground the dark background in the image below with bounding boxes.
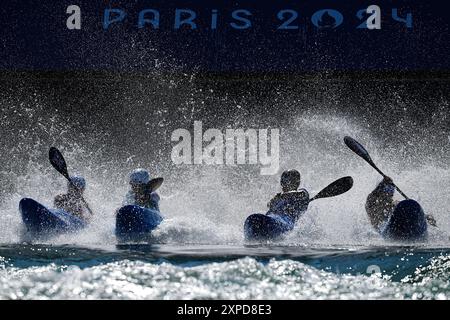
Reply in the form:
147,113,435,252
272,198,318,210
1,70,448,172
0,0,449,71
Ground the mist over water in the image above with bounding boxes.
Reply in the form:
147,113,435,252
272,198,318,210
0,72,448,247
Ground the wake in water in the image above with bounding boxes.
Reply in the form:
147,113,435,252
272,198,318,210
1,245,450,299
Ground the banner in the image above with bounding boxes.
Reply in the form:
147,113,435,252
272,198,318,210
1,1,449,71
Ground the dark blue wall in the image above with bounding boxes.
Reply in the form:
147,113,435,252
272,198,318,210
1,1,449,71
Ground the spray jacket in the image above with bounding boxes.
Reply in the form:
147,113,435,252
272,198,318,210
267,189,310,222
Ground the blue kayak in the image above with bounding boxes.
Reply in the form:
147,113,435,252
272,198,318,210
244,212,295,241
19,198,87,236
115,205,163,241
381,199,428,241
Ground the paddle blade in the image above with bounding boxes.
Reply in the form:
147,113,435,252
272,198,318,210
344,136,373,164
311,176,354,201
147,177,164,193
49,147,70,180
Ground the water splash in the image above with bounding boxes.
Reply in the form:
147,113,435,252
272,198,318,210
1,253,450,299
0,73,448,246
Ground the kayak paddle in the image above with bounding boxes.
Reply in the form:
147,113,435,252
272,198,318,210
146,177,164,193
49,147,93,216
309,176,354,202
344,136,438,227
343,136,409,199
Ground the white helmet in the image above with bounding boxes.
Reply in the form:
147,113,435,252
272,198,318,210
129,169,150,185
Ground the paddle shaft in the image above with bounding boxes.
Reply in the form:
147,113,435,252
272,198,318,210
310,193,326,203
83,200,94,216
50,148,94,216
344,137,409,200
64,175,94,216
365,158,409,200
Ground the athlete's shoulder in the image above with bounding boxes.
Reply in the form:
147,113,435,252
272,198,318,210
296,188,309,198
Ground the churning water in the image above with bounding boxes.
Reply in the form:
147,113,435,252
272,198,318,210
1,245,450,299
0,72,449,299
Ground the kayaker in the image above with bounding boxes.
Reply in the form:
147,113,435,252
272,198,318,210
365,176,397,232
365,176,437,232
54,175,92,222
123,168,160,211
267,169,310,222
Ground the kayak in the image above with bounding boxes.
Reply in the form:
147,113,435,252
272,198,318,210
19,198,87,236
115,205,163,241
381,199,428,241
244,212,295,241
